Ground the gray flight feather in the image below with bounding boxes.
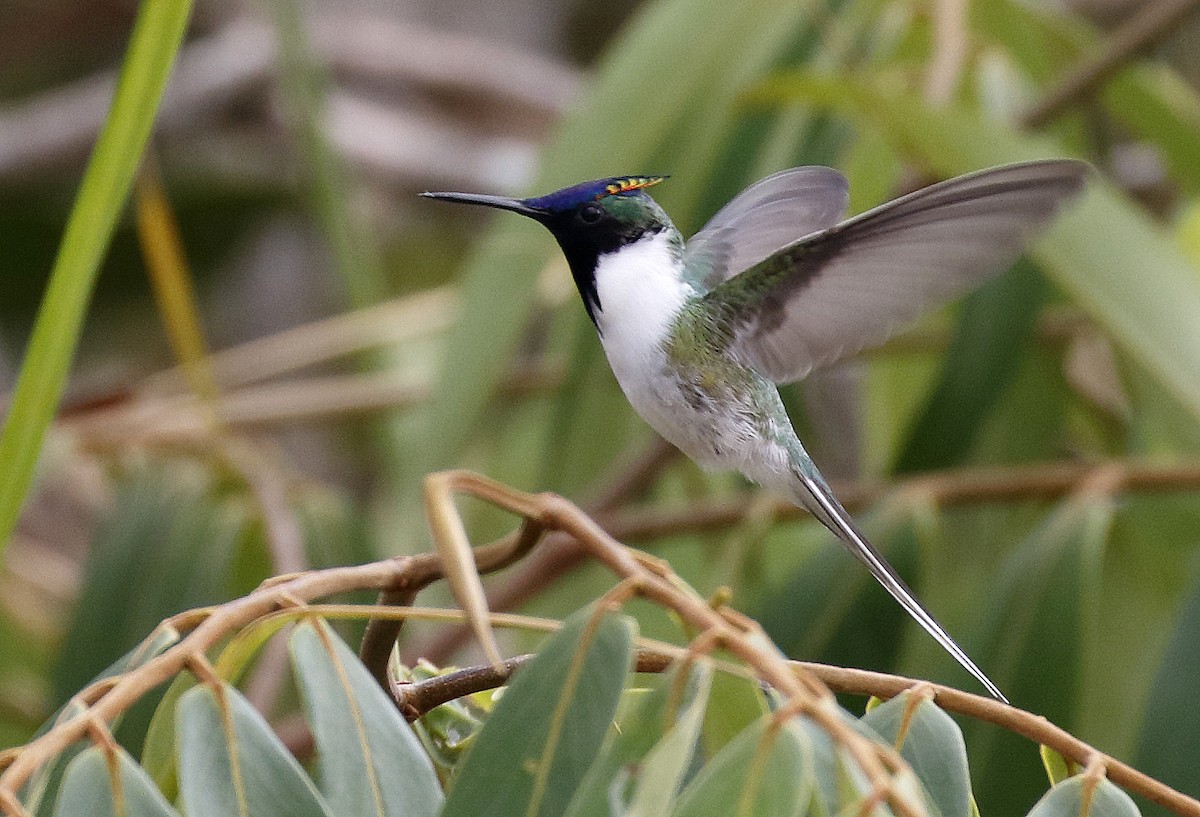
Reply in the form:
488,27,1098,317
684,166,850,291
705,159,1089,384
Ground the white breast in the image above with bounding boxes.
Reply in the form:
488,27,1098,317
591,231,794,483
592,231,689,387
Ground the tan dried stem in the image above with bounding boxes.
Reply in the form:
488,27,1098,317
2,471,1198,817
418,471,926,817
797,664,1200,817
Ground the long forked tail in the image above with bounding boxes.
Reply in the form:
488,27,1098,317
791,466,1007,702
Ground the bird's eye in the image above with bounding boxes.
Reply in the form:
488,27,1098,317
578,203,604,224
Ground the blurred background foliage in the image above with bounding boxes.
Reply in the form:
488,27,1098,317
3,0,1200,813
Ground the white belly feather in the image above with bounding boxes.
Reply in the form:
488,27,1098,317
591,233,794,487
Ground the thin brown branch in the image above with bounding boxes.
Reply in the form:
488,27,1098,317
1021,0,1200,128
601,459,1200,542
799,663,1200,817
0,542,527,803
427,477,926,817
389,644,1200,817
401,437,680,666
358,519,546,688
4,471,1199,817
925,0,968,104
390,649,673,721
406,458,1200,666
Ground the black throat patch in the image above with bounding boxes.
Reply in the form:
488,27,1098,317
548,221,665,331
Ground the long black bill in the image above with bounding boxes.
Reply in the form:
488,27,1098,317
419,191,545,220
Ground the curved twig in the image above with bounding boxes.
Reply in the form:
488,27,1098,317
3,470,1198,817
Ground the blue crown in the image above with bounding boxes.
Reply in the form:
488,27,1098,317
526,176,668,210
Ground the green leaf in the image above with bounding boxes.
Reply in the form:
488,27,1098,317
176,683,334,817
894,260,1046,473
53,746,181,817
267,0,383,307
23,629,178,816
290,619,443,817
701,666,769,757
1104,66,1200,195
1134,566,1200,814
139,672,196,801
1039,745,1078,787
671,713,811,817
968,496,1114,813
755,505,917,678
1025,776,1141,817
862,692,972,817
0,0,194,553
566,663,712,817
439,606,635,817
790,716,839,817
53,467,242,707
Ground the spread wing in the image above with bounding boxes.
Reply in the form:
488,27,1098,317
683,166,849,292
705,160,1089,384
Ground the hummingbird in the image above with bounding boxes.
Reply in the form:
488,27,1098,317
423,160,1087,700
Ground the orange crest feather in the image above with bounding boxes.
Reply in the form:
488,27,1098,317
598,176,667,198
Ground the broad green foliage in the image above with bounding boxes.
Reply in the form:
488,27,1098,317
1027,776,1142,817
439,607,634,817
177,683,334,817
1135,570,1200,811
54,747,181,817
18,610,1145,817
291,621,444,817
565,663,712,817
22,631,179,817
671,715,812,817
863,692,972,817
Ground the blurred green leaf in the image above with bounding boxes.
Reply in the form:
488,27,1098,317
969,496,1114,814
863,692,972,817
568,663,711,817
439,606,635,817
755,506,916,678
0,0,193,553
975,0,1200,194
1105,66,1200,195
701,666,769,758
53,467,243,740
1134,565,1200,817
671,713,811,817
290,619,443,817
176,683,333,817
23,629,178,817
53,746,181,817
1025,775,1142,817
894,261,1046,474
538,319,640,495
267,0,383,307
